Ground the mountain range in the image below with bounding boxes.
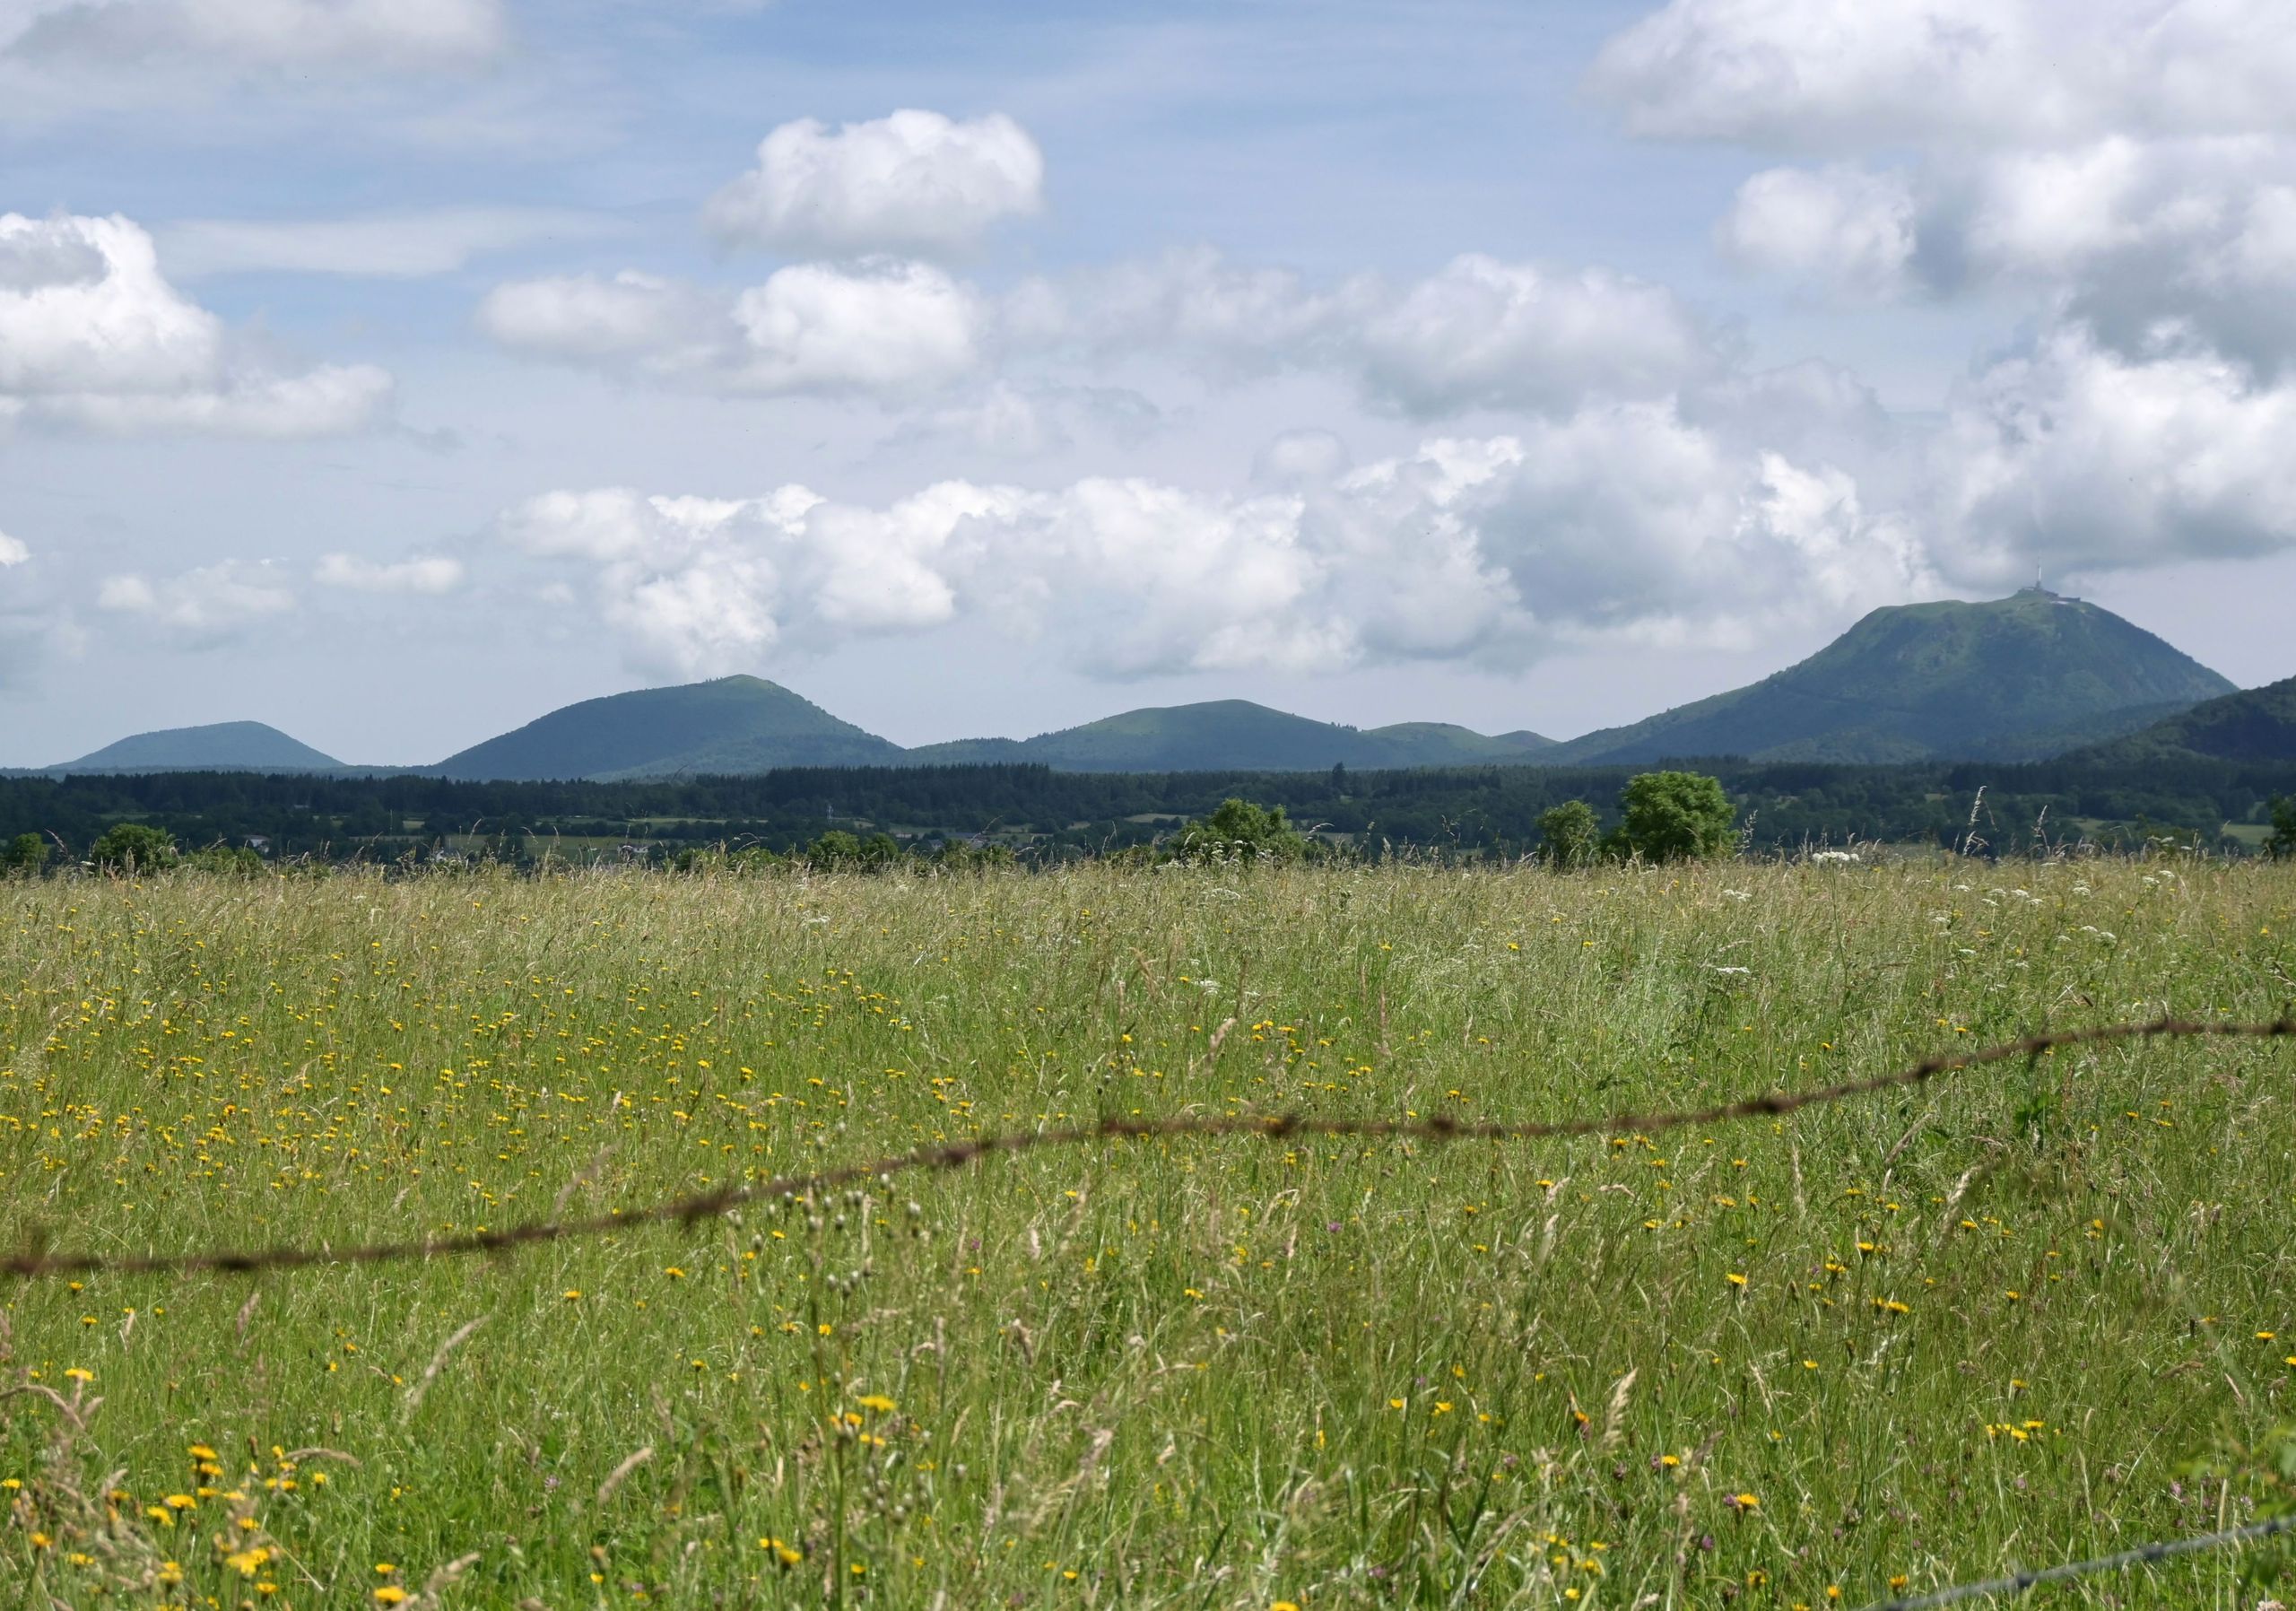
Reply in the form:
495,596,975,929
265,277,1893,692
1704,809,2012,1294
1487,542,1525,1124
430,685,1558,780
31,589,2284,780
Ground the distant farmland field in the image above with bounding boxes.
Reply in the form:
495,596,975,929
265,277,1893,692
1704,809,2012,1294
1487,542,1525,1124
4,860,2294,1607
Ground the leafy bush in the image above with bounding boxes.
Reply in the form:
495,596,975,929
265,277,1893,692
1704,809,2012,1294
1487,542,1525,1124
1172,798,1312,864
89,823,179,872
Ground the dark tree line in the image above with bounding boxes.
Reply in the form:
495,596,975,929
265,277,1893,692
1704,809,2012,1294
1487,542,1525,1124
3,756,2294,866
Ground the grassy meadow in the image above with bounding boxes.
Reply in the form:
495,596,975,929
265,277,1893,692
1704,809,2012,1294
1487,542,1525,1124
4,858,2295,1608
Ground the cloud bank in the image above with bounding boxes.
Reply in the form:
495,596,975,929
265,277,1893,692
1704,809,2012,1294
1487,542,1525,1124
491,413,1933,683
481,247,1722,415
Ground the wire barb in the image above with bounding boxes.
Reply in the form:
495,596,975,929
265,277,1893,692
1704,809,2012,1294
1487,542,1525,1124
2,1014,2288,1282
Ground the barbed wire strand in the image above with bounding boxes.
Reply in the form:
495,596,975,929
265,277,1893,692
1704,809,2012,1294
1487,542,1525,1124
3,1014,2289,1282
1849,1511,2296,1610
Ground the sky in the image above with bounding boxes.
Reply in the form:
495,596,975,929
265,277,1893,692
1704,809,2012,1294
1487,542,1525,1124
4,0,2296,766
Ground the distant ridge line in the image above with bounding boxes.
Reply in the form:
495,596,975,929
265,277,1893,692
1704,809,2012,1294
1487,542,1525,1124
29,591,2286,779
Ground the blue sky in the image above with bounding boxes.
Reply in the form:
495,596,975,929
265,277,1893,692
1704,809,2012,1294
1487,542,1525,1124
4,0,2294,764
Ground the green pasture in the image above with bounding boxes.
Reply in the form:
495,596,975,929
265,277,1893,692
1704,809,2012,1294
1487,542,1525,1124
3,858,2294,1608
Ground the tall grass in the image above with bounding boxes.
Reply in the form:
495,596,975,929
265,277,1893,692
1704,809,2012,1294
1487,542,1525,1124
3,857,2293,1607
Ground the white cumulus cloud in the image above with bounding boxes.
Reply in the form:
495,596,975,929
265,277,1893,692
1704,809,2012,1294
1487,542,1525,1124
1595,0,2296,586
1601,0,2296,371
1013,248,1724,416
705,109,1044,256
0,212,390,435
96,560,297,647
314,553,465,593
730,260,984,396
1589,0,2296,149
481,258,986,400
1352,255,1724,415
0,212,217,395
1928,325,2296,583
1458,404,1932,645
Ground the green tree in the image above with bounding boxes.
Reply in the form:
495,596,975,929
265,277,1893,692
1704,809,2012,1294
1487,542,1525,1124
1174,797,1311,864
90,822,179,872
2268,796,2296,860
1609,771,1736,863
185,845,265,876
808,829,865,866
2,833,49,874
1535,800,1600,868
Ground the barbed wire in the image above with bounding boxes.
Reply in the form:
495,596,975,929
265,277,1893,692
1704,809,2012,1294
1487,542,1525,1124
1849,1511,2296,1610
3,1014,2288,1282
